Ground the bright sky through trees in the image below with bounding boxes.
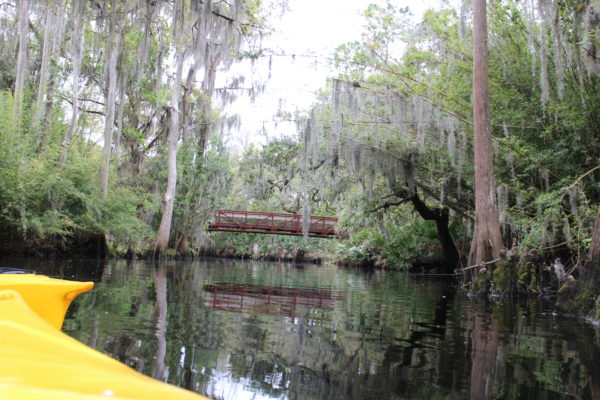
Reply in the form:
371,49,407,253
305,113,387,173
220,0,443,150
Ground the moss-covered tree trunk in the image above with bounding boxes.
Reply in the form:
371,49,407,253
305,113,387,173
154,50,184,254
59,0,85,169
13,0,29,129
100,26,120,200
32,5,55,132
588,208,600,268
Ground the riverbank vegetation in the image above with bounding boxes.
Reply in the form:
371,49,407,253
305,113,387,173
0,1,598,314
0,0,274,257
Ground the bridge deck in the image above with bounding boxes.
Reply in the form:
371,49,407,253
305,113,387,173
207,210,337,238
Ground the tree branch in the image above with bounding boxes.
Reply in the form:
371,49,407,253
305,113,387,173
28,19,41,46
459,258,501,272
79,97,106,107
368,198,410,213
308,158,327,171
62,98,105,116
212,11,234,23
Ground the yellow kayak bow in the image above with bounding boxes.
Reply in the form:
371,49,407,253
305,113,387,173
0,274,93,329
0,274,209,400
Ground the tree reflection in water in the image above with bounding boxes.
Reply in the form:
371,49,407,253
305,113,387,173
154,264,168,381
2,257,595,400
469,308,499,400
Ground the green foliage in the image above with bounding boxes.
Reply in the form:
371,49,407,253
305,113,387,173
140,83,169,106
0,90,157,253
509,184,599,258
208,231,332,260
102,187,153,247
336,219,441,269
491,258,518,295
0,0,598,275
326,0,600,275
236,48,265,60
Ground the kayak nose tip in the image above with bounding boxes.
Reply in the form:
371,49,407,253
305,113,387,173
65,281,94,301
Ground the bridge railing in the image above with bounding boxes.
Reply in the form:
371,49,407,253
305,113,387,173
207,210,337,238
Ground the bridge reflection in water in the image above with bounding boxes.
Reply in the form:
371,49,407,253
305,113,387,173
207,210,337,238
203,283,341,317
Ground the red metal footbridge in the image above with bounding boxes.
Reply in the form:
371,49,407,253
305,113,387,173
207,210,337,238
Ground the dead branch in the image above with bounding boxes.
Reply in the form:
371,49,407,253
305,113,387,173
459,258,501,273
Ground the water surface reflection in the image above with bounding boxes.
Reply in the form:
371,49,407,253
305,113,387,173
1,257,598,399
204,283,340,317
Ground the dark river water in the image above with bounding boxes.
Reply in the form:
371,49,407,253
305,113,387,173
2,257,600,399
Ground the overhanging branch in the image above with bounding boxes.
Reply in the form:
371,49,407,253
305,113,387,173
368,198,410,213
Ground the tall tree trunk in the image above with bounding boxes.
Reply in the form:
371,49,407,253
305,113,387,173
59,0,85,169
13,0,30,131
154,50,184,253
114,73,126,162
150,49,164,136
181,55,202,142
409,191,460,271
100,33,120,199
175,52,221,250
468,0,503,267
135,0,156,84
38,5,66,154
32,4,56,133
173,52,204,253
196,53,220,155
